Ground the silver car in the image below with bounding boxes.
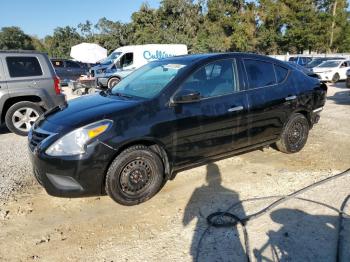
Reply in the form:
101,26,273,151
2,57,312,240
0,51,66,135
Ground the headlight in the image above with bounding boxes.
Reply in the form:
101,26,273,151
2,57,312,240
46,120,113,156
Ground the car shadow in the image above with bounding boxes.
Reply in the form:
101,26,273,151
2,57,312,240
331,81,347,89
327,90,350,105
183,163,247,261
0,124,10,135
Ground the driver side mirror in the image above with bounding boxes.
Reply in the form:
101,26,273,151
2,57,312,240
171,89,201,105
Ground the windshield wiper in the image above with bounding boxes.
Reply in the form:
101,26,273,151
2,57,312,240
113,92,133,99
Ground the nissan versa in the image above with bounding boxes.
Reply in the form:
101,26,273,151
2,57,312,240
28,53,327,206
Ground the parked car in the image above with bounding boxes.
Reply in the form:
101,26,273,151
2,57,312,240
28,53,327,206
305,57,346,69
0,51,66,136
288,56,312,66
312,60,350,82
346,69,350,88
51,59,88,86
91,44,188,88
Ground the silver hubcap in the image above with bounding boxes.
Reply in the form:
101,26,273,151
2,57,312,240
12,107,39,132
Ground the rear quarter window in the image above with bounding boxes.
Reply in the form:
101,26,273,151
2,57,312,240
274,65,289,83
244,59,276,89
6,56,43,77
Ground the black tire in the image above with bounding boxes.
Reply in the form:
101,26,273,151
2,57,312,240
332,73,340,83
107,77,120,89
105,145,164,206
275,113,309,154
5,101,43,136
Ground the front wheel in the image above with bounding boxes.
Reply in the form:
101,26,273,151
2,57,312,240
5,101,43,136
275,113,309,154
105,145,164,206
332,73,340,83
107,77,120,89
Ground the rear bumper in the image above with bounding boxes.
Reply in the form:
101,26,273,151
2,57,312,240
43,93,66,110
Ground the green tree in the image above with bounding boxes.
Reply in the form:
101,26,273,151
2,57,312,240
45,26,82,58
131,3,163,45
30,36,47,52
94,17,132,53
0,27,34,50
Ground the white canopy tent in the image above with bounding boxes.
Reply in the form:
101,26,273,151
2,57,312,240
70,43,107,63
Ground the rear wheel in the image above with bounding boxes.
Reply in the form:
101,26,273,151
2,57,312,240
107,77,120,89
275,113,309,154
5,101,43,136
332,73,340,83
105,145,164,206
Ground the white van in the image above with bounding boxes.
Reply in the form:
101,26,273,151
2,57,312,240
92,44,188,88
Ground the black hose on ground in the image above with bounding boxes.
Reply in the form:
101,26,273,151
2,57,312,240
197,168,350,262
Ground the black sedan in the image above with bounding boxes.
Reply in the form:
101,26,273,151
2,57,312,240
28,53,327,205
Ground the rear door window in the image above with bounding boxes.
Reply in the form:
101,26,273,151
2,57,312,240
244,59,276,89
6,56,43,78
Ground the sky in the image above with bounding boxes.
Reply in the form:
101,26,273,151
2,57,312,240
0,0,160,38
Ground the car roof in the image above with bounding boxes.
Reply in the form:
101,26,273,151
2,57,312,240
0,50,46,54
161,52,286,66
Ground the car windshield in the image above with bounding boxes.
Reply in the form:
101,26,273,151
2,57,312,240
111,61,189,99
318,61,341,68
100,52,122,65
306,59,325,68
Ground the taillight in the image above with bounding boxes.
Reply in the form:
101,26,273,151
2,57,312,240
53,76,61,95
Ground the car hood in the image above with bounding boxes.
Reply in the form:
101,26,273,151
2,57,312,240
38,92,140,131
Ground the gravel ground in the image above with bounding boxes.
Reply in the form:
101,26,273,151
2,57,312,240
0,87,77,205
0,83,349,261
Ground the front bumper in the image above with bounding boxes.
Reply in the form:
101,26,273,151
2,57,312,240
316,72,334,81
28,137,116,198
96,77,108,87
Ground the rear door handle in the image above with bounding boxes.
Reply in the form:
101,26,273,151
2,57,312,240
228,106,244,112
285,95,297,101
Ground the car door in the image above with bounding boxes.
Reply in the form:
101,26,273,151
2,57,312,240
170,58,249,166
242,58,296,145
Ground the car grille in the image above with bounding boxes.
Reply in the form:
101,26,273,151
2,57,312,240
29,129,51,151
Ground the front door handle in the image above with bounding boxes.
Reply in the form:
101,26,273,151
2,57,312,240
285,95,297,101
228,106,244,112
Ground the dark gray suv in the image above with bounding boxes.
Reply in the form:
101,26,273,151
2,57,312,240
0,51,66,136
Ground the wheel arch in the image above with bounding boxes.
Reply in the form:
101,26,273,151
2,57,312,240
108,75,121,82
293,109,312,128
1,95,42,124
101,138,172,194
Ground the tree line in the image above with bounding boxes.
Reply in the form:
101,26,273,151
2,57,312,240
0,0,349,58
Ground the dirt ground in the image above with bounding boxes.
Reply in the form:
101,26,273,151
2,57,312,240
0,83,349,262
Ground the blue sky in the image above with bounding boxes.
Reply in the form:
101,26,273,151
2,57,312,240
0,0,160,38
